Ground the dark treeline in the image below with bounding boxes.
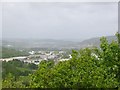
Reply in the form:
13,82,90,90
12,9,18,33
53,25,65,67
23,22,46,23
2,59,38,79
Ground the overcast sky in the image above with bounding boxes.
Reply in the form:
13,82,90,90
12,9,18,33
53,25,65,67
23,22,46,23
2,2,118,41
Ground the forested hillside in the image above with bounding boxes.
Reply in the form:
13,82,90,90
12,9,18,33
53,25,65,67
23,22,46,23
79,36,117,48
2,33,120,88
2,59,38,79
1,47,29,58
2,60,38,88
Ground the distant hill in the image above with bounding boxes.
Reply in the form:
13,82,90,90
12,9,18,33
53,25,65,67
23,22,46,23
78,36,117,48
1,35,117,50
2,39,78,50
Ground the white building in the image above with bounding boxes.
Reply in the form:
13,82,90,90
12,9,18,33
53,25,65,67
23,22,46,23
29,51,35,55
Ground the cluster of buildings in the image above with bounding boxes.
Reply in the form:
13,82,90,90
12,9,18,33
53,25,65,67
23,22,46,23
0,51,72,65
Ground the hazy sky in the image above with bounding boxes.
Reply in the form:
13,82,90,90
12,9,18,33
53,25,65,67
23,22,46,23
2,2,118,41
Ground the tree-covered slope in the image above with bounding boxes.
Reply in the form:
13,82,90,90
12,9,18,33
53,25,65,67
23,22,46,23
78,36,117,48
1,47,29,58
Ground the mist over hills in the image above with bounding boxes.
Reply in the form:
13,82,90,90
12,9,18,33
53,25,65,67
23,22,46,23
1,35,117,50
78,35,117,48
